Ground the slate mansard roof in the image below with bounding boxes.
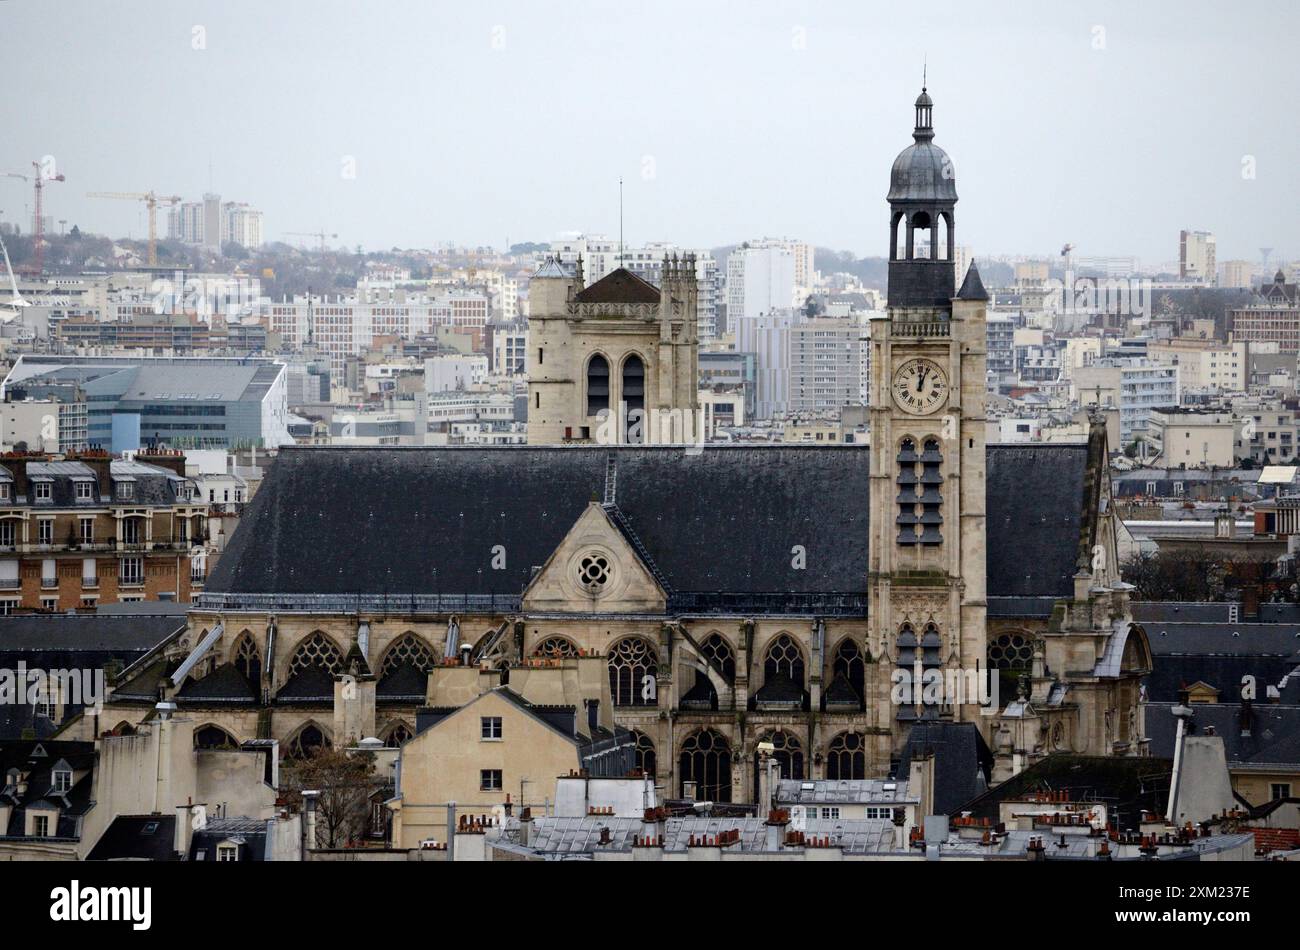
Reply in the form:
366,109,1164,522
202,443,1097,615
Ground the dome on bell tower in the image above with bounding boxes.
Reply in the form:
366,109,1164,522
886,82,960,309
887,86,958,203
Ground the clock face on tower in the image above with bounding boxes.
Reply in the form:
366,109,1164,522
892,358,949,415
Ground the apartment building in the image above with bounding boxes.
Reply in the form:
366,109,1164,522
787,317,870,413
727,242,798,325
1234,406,1298,465
1179,230,1216,284
0,450,208,612
1073,358,1180,442
1147,338,1247,393
1230,271,1300,351
1146,409,1237,468
1,397,89,453
265,290,490,373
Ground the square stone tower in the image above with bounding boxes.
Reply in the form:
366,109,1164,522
527,255,699,445
869,84,990,740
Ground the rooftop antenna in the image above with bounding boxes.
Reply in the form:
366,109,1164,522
923,56,927,90
618,176,624,269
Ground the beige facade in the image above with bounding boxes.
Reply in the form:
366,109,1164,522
526,257,700,445
1146,409,1237,468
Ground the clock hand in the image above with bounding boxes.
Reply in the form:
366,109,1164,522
916,368,928,393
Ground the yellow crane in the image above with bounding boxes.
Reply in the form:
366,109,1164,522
86,191,182,266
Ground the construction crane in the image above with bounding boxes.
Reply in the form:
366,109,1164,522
285,230,337,253
4,161,66,275
86,191,182,267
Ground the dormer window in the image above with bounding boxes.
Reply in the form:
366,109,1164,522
34,481,51,502
116,482,134,501
75,480,94,501
0,484,10,502
217,843,239,862
51,768,72,794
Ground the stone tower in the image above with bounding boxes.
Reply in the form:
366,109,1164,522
869,84,990,738
527,255,700,445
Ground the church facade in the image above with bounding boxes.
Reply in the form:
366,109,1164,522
94,88,1152,807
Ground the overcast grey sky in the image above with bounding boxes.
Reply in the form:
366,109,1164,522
3,0,1296,264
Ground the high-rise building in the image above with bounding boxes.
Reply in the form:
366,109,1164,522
727,241,797,323
1180,230,1217,284
1221,260,1253,289
167,195,264,249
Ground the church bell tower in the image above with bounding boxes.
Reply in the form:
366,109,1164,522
869,83,990,738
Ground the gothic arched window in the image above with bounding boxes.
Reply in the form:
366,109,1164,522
287,723,330,760
756,729,804,782
631,730,656,777
699,633,736,682
989,633,1034,703
833,639,865,706
533,636,579,658
194,725,238,750
826,731,867,780
608,637,657,707
763,634,805,688
232,631,261,686
380,634,436,677
290,632,343,676
382,721,413,748
586,354,610,416
679,729,731,803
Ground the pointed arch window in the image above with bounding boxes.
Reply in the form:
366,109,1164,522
826,731,867,780
383,722,413,748
832,639,866,708
380,634,436,677
631,730,656,777
233,631,261,686
194,725,238,750
608,637,657,707
763,634,805,688
290,632,343,676
699,633,735,682
533,636,579,659
679,729,731,803
756,729,804,782
287,723,329,760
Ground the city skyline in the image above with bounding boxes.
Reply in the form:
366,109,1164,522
3,0,1297,264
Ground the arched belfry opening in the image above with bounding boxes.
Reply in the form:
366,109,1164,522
887,83,959,307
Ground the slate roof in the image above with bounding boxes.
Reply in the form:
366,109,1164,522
0,613,186,653
0,740,96,840
572,268,660,305
894,722,992,817
985,444,1092,598
175,663,257,703
204,444,1098,614
0,613,186,738
86,815,178,861
956,262,988,301
1145,702,1300,771
958,754,1175,832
